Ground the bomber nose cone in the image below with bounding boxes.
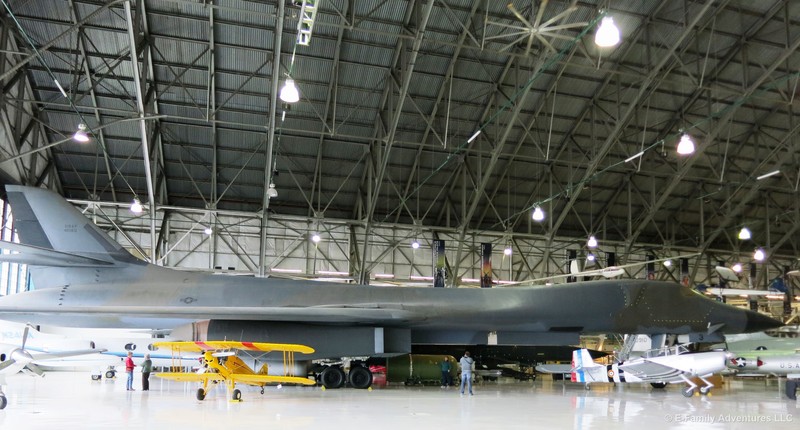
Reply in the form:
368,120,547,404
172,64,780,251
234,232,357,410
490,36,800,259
744,310,783,332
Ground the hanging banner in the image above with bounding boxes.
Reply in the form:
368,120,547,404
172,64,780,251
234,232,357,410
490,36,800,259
646,255,655,280
680,258,690,286
433,239,446,288
480,243,492,288
566,250,577,283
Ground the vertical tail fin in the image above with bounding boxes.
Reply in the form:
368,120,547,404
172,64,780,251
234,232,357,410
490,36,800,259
5,186,134,261
571,348,600,382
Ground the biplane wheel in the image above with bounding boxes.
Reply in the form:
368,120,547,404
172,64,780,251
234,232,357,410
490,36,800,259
105,370,116,379
650,382,667,389
196,388,206,401
348,366,373,389
260,387,265,395
232,389,242,401
700,386,711,395
682,388,695,398
0,395,7,410
321,366,346,389
91,375,101,381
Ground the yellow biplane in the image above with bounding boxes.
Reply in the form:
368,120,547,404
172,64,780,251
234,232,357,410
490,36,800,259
153,341,316,401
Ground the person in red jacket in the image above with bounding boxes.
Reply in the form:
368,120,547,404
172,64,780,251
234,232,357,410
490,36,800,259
125,351,135,391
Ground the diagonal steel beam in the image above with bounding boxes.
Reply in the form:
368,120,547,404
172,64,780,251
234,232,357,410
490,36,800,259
357,0,436,284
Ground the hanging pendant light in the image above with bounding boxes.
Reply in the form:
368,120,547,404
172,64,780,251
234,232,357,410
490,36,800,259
737,227,751,240
279,78,300,103
587,235,598,248
753,248,765,261
130,198,143,214
73,123,90,142
532,206,545,222
594,16,620,47
676,133,695,155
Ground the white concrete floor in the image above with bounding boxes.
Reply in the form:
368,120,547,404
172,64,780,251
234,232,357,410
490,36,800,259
0,373,798,429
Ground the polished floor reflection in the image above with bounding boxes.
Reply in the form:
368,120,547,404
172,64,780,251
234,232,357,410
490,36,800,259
0,372,797,429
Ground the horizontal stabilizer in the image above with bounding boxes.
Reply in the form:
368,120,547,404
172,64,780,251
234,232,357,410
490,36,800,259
0,241,115,267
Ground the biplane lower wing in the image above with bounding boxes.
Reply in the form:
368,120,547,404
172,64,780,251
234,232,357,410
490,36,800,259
230,374,315,386
155,372,226,383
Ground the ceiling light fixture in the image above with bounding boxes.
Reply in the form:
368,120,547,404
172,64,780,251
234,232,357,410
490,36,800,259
411,240,420,249
732,263,742,273
467,130,481,143
311,233,321,243
130,198,143,214
532,206,545,221
756,170,780,181
663,260,672,267
203,226,213,235
737,227,751,240
267,183,278,199
587,253,596,262
279,78,300,103
587,235,598,248
73,123,90,143
753,248,765,262
594,16,620,47
676,133,695,155
504,247,512,256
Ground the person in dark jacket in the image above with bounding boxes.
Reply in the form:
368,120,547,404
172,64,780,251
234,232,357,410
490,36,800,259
141,354,153,391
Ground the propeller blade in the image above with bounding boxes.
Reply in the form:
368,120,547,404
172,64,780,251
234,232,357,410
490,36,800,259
21,325,30,351
0,359,17,372
24,363,44,377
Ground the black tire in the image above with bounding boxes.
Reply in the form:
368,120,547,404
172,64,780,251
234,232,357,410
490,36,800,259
321,366,345,389
682,388,695,398
105,370,115,379
196,388,206,401
91,375,101,381
348,366,373,389
650,382,667,389
0,395,7,410
232,389,242,401
260,387,265,395
700,386,710,395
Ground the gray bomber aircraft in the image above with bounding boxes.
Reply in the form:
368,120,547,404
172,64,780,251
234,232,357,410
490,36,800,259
0,185,783,388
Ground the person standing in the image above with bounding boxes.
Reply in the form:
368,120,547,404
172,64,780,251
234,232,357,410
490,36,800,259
459,351,474,395
440,356,452,388
125,351,136,391
141,354,153,391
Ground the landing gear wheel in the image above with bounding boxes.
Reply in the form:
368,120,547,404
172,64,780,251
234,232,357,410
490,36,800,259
91,375,101,381
260,387,265,395
0,395,7,410
650,382,667,389
584,384,591,391
321,366,346,389
700,386,711,395
682,388,695,398
348,366,373,389
232,389,242,401
105,370,116,379
196,388,206,401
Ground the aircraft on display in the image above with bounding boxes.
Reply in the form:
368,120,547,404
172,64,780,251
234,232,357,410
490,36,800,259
0,185,784,389
153,341,316,401
0,325,104,409
537,347,731,397
717,326,800,377
696,266,787,299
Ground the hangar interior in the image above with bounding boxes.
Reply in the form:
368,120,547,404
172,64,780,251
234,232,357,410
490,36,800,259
0,0,798,312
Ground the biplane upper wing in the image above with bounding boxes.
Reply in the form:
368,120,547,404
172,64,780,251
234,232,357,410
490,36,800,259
156,372,226,383
152,341,315,354
230,374,315,386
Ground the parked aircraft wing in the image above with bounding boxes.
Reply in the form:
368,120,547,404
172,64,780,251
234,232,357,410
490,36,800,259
617,360,682,380
153,341,314,354
156,372,226,383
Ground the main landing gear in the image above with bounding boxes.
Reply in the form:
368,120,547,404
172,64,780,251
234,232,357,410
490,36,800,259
318,362,373,389
680,374,714,397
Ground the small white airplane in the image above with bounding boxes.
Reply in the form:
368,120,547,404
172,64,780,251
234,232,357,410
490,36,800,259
505,253,700,287
700,266,786,298
0,325,104,409
537,346,731,397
